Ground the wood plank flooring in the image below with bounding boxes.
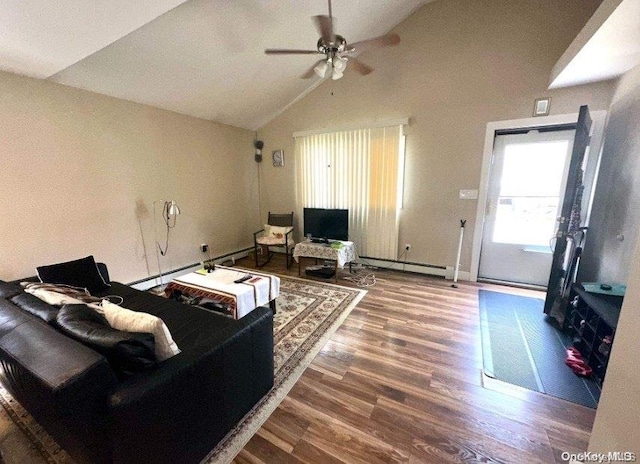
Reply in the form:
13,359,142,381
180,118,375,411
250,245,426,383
233,255,595,463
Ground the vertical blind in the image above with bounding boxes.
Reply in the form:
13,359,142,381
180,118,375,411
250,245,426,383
294,125,404,260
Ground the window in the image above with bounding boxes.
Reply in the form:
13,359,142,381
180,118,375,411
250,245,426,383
294,124,405,260
494,140,570,246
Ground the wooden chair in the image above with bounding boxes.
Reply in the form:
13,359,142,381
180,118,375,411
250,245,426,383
253,212,295,268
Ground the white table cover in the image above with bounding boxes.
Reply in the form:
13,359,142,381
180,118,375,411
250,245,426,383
293,241,356,268
167,266,279,319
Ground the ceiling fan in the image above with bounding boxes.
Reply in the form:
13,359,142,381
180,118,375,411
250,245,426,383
265,0,401,80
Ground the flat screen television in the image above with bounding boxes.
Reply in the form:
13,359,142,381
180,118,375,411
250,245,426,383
303,208,349,241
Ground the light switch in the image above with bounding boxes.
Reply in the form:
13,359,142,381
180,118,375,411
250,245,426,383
459,189,478,200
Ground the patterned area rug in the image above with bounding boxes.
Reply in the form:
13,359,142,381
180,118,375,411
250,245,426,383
0,276,366,463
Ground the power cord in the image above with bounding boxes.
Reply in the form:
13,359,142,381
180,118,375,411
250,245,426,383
354,250,410,273
343,270,377,287
157,201,179,256
201,248,215,269
338,235,414,287
101,295,124,305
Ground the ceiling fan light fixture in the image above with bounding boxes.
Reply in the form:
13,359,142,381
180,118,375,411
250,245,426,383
333,56,347,71
265,1,400,80
314,60,329,78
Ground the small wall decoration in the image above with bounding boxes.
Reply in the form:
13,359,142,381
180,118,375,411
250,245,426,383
272,149,284,167
533,97,551,116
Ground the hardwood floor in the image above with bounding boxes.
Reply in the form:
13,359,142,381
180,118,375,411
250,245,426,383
233,255,595,463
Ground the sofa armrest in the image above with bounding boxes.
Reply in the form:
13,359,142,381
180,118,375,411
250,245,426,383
107,306,274,464
0,305,117,463
0,305,117,408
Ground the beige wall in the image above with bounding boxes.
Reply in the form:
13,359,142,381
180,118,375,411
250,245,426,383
0,71,257,283
257,0,615,272
588,64,640,455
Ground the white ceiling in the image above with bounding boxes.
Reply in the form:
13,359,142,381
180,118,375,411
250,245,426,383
1,0,431,130
549,0,640,89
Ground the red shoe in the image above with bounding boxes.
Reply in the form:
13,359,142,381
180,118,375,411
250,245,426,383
564,347,592,376
565,358,582,368
566,347,582,360
571,363,592,377
566,351,583,365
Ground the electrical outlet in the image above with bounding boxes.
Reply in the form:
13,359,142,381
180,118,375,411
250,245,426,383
200,244,208,253
405,244,411,251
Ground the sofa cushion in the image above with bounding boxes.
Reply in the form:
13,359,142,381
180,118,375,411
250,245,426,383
95,282,238,352
56,304,156,377
10,293,59,325
96,262,110,284
263,224,293,240
37,256,110,293
0,299,33,337
100,300,180,361
0,280,23,299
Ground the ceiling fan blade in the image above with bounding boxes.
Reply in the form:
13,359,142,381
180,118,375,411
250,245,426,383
313,15,335,45
347,32,400,53
265,49,320,55
349,57,374,76
301,59,327,79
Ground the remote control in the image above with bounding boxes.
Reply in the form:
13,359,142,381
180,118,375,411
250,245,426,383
234,274,252,283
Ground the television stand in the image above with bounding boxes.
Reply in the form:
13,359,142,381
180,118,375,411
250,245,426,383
293,241,356,283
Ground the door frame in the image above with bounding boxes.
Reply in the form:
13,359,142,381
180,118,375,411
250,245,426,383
470,111,607,282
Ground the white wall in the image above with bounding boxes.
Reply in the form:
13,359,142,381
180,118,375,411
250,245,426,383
588,64,640,455
579,63,640,284
0,71,258,283
256,0,616,273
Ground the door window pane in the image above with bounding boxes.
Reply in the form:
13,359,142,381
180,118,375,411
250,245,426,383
493,140,569,246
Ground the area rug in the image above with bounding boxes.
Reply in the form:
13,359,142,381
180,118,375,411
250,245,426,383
0,275,366,463
479,289,600,408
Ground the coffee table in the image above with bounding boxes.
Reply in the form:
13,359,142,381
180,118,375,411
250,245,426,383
164,266,279,319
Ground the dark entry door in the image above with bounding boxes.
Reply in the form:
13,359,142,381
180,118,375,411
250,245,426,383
544,105,592,316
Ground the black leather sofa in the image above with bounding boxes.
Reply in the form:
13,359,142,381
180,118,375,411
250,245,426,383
0,265,274,464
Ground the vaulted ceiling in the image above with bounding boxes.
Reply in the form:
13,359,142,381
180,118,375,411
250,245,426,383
550,0,640,89
1,0,432,130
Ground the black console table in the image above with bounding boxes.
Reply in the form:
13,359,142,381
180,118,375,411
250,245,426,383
564,283,623,386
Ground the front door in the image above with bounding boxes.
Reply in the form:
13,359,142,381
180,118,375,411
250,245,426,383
544,105,592,314
479,128,575,286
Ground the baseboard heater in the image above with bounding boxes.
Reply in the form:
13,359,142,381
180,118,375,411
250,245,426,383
358,256,455,279
128,247,253,290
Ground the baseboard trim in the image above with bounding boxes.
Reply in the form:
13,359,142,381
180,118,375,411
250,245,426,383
477,278,546,291
129,248,252,290
357,256,470,281
129,248,473,290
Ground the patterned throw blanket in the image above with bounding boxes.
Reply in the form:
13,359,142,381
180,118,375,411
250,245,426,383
20,282,104,306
